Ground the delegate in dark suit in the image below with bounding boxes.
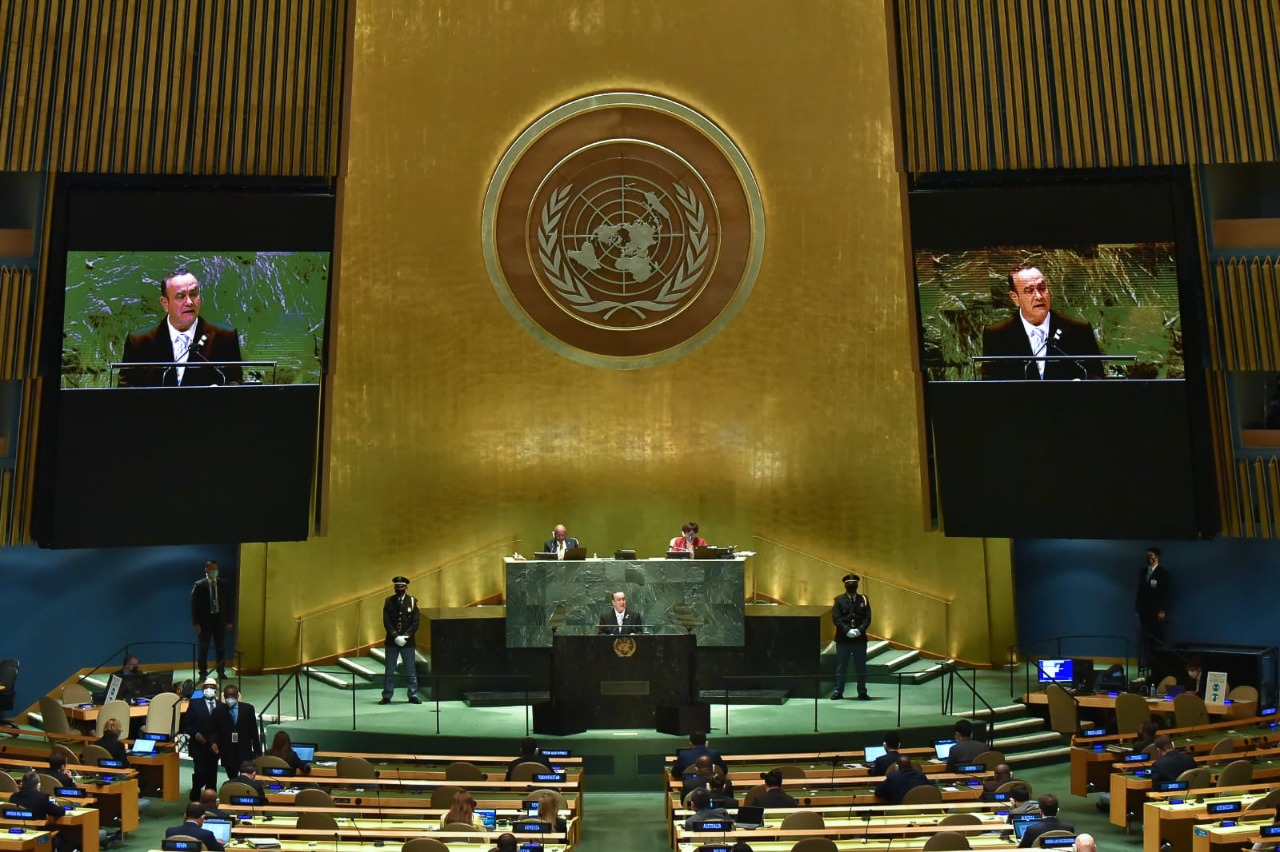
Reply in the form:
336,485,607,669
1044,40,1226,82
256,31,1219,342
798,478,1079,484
543,536,580,553
191,562,234,680
597,608,644,635
166,821,224,852
1019,816,1075,848
183,684,221,801
982,311,1103,380
212,691,261,779
1135,548,1171,672
671,739,728,778
874,760,934,805
120,317,243,387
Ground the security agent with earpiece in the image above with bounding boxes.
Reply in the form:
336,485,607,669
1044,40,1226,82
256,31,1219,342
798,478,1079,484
831,573,873,700
379,576,421,705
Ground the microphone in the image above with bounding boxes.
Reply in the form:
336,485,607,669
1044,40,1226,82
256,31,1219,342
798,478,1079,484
861,812,872,843
1047,331,1088,379
188,334,228,384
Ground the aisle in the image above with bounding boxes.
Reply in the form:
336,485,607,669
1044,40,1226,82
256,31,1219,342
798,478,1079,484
576,791,673,852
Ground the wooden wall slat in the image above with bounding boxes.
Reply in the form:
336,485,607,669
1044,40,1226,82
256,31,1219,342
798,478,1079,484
0,0,347,176
898,0,1280,170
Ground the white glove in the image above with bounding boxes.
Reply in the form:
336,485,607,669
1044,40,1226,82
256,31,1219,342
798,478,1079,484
847,629,860,639
394,635,407,647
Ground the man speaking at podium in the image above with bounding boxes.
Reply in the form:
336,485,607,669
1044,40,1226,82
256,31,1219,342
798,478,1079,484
597,591,644,635
120,268,243,387
981,263,1103,381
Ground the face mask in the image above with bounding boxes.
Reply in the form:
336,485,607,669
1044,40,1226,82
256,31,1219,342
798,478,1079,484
208,570,219,580
202,688,216,699
225,697,238,708
845,583,859,594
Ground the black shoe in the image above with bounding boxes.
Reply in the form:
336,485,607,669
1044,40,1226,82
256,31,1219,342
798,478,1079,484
216,670,228,679
377,697,391,705
830,692,843,700
857,693,872,701
408,696,422,704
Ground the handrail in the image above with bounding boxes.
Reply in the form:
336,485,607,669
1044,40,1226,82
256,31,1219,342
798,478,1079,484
751,535,951,604
295,536,521,621
940,663,998,744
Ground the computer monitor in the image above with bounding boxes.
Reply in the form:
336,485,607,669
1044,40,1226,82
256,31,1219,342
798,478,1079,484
203,819,233,845
291,742,317,762
933,739,956,760
1037,659,1075,684
475,809,497,830
864,745,887,762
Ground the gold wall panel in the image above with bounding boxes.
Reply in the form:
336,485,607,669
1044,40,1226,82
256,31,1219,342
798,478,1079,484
242,0,1017,670
0,0,347,175
896,0,1280,172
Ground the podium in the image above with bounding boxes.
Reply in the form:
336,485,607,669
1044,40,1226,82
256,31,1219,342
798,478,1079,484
539,632,705,731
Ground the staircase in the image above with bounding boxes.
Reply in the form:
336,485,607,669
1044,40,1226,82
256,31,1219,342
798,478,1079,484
303,647,429,692
954,702,1069,768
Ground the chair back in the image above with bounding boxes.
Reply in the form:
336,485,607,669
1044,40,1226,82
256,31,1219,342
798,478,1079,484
938,813,982,826
402,840,448,852
429,785,465,809
1228,685,1259,703
995,780,1033,796
297,812,339,830
1246,788,1280,812
1035,831,1075,847
35,774,59,794
527,788,565,816
1173,692,1208,728
337,755,378,779
901,783,943,805
294,788,335,808
441,822,480,833
1156,676,1177,695
219,780,259,800
742,784,766,806
923,832,971,851
254,755,291,772
790,839,838,852
771,764,806,779
1177,766,1212,790
81,744,114,765
1114,692,1152,735
165,835,205,850
508,761,551,782
972,750,1005,768
144,692,182,737
62,684,93,705
1045,683,1079,734
444,761,486,781
1208,737,1235,755
38,695,72,735
1216,759,1253,788
780,811,825,829
0,773,17,793
95,700,131,738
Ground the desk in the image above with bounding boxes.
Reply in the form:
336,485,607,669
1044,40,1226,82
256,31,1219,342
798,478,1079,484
672,813,1009,846
1192,819,1274,852
61,701,187,734
1023,691,1232,717
232,824,570,844
1144,794,1272,852
673,839,1015,852
129,751,181,801
0,831,52,851
1110,751,1280,827
309,758,583,782
0,807,98,852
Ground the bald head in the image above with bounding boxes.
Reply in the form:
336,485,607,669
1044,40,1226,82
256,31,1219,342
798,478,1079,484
895,754,914,772
1076,834,1096,852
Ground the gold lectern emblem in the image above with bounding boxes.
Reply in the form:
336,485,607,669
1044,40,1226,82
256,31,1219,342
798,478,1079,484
483,92,765,368
613,637,637,658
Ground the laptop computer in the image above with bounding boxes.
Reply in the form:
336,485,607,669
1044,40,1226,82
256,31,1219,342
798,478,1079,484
933,739,956,761
291,743,318,763
733,806,764,829
864,745,887,763
693,546,720,559
562,546,587,560
666,550,693,559
204,819,233,846
476,809,498,830
129,738,157,756
534,552,557,560
1011,815,1040,841
1165,684,1187,698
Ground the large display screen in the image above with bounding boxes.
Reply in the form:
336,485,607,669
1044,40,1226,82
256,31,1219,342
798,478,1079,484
61,251,329,388
908,172,1216,539
33,181,336,548
916,243,1182,382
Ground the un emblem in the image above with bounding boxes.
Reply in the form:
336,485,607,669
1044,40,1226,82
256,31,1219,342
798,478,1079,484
613,637,637,658
483,93,764,368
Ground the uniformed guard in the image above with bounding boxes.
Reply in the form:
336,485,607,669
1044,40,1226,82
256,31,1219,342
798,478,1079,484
379,576,421,704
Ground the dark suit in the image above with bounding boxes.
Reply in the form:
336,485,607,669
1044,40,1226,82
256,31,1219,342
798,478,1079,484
165,821,225,852
212,701,261,778
671,745,728,778
96,732,128,764
982,310,1103,380
1151,749,1198,785
229,772,267,797
946,737,988,772
832,592,872,698
120,317,243,387
874,767,934,805
182,694,221,800
1019,816,1075,848
752,787,797,808
597,609,644,635
10,788,67,851
1135,563,1172,671
543,537,580,554
870,750,899,776
191,577,234,678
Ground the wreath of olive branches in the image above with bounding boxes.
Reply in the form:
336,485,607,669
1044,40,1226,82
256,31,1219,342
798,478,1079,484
537,182,709,321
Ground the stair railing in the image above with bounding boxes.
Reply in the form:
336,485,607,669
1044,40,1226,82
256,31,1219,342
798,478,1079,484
940,662,999,746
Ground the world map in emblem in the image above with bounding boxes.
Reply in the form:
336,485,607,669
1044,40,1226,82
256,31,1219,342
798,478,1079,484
483,93,765,368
